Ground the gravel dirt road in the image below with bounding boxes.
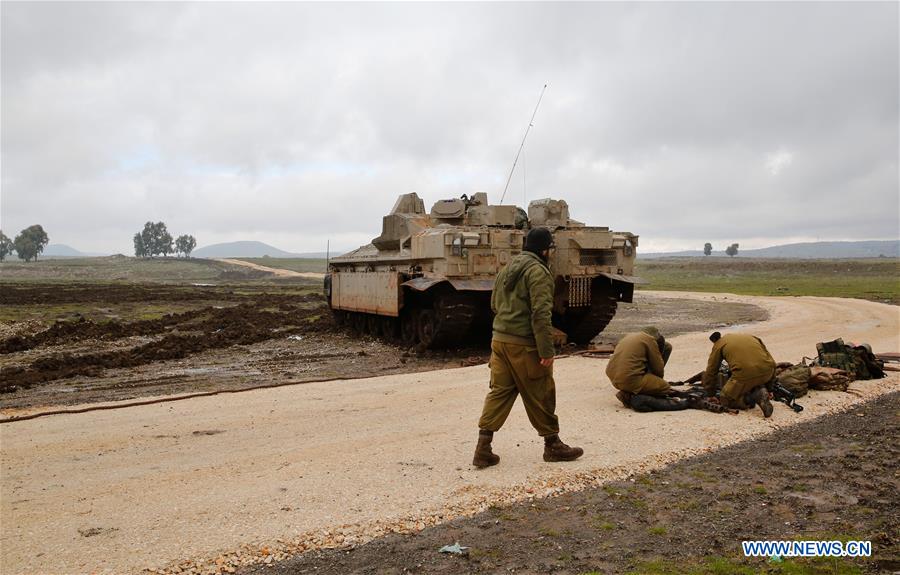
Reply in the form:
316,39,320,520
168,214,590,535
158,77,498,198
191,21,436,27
245,391,899,575
214,259,325,279
1,292,897,574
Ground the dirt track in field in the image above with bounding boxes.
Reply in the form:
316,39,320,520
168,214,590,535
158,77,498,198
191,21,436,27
1,292,897,575
215,258,326,279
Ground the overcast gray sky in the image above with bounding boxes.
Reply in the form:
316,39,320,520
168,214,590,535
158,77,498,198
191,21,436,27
2,1,898,254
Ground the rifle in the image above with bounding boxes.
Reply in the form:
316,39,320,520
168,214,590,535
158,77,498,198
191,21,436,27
767,380,804,413
681,371,704,385
677,365,804,414
677,363,726,387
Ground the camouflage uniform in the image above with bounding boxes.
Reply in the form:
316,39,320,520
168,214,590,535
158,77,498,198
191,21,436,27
702,333,776,410
478,251,558,435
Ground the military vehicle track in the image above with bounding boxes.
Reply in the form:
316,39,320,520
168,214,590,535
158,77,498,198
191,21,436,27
560,289,619,344
334,291,489,350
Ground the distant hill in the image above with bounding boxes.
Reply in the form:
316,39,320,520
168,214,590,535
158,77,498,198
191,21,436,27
193,241,328,258
641,240,899,259
41,244,108,258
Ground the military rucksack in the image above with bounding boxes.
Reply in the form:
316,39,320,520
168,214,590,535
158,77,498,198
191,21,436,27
808,366,852,392
814,338,885,381
775,362,810,398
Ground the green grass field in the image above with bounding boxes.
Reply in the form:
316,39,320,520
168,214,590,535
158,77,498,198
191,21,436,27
2,255,896,305
0,256,263,284
235,257,328,273
635,257,900,305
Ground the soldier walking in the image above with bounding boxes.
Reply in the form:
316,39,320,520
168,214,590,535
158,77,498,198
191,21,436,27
473,227,583,468
703,331,775,417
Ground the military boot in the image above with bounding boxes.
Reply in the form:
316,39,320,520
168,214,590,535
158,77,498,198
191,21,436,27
615,390,634,408
472,430,500,468
746,386,774,418
543,434,584,462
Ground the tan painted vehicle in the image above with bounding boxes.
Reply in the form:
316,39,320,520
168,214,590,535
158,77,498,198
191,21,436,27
325,192,640,348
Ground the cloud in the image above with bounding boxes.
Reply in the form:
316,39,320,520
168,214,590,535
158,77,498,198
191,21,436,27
1,2,897,254
765,150,793,176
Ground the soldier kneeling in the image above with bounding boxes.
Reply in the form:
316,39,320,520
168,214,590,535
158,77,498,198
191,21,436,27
702,331,775,418
605,327,692,412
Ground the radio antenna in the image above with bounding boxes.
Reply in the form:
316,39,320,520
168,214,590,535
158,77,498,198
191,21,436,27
500,83,547,205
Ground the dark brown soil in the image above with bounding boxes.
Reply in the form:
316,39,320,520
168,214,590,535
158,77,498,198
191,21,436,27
242,391,900,575
0,283,250,305
0,298,332,392
0,293,322,353
0,284,765,412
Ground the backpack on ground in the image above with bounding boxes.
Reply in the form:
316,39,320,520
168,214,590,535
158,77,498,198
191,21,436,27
775,362,810,398
814,338,885,381
808,366,852,392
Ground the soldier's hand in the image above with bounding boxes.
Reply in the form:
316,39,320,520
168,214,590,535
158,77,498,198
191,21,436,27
540,357,554,367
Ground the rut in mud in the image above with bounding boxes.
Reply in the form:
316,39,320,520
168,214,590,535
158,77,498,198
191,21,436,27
0,295,333,393
0,293,322,353
0,283,253,306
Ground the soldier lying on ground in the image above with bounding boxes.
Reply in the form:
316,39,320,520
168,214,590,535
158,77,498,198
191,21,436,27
702,331,775,418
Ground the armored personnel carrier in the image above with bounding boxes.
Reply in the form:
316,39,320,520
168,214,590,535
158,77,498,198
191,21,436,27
325,192,640,348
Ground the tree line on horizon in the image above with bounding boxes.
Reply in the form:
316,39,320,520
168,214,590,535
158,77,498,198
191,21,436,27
703,242,740,257
133,222,196,258
0,225,50,262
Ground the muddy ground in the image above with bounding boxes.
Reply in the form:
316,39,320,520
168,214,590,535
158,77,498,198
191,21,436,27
0,282,765,412
243,391,900,575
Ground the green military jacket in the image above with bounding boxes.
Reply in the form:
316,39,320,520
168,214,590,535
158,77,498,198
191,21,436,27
491,251,555,359
702,333,776,393
605,331,665,388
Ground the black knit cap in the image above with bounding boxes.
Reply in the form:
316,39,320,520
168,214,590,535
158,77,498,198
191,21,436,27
524,227,555,253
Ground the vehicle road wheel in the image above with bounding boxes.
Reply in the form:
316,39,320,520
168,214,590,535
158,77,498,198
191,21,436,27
379,317,398,342
351,313,367,334
417,309,438,349
331,309,347,326
400,311,418,346
366,314,379,335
